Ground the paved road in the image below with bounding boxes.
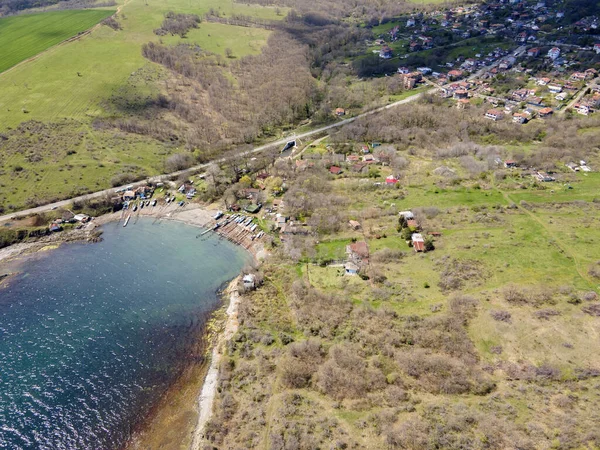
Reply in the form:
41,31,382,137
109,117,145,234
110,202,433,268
0,89,433,223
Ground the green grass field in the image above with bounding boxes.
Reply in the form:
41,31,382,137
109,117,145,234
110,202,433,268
0,0,284,129
0,9,115,74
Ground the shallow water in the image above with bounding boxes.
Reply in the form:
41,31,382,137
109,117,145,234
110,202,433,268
0,218,248,449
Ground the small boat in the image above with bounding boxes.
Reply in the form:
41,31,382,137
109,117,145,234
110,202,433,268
123,216,130,227
151,200,157,207
133,204,138,212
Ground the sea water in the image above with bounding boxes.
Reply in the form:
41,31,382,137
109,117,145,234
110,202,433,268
0,218,248,449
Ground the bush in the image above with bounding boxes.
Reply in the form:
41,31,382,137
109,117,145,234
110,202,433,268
490,310,512,323
280,339,324,389
317,344,385,400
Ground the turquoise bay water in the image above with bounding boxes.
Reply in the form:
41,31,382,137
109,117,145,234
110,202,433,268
0,218,248,449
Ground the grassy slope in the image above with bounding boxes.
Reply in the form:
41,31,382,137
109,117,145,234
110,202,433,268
0,0,282,129
0,0,283,210
0,9,115,74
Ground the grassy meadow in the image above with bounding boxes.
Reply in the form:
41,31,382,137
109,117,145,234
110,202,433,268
0,9,115,74
0,0,283,129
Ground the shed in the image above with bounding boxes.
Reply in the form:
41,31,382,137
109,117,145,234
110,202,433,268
412,233,425,252
344,262,360,275
348,220,361,230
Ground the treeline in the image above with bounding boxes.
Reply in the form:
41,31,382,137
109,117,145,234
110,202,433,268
332,96,600,169
204,10,279,29
0,0,114,15
139,33,317,151
153,11,200,38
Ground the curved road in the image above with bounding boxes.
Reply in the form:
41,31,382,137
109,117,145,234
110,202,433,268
0,89,434,223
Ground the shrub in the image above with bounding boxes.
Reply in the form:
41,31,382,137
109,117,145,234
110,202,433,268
280,339,324,389
490,310,512,323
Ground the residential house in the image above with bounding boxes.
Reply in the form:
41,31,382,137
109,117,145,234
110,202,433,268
407,17,416,27
448,69,464,80
536,77,550,85
73,214,90,223
538,107,553,117
574,103,591,115
527,47,540,57
329,166,342,175
454,89,469,99
344,262,360,275
535,171,555,182
335,107,346,116
385,175,399,185
547,83,562,93
570,72,587,82
594,43,600,54
547,47,560,59
485,109,504,121
513,113,527,124
412,233,425,252
504,160,518,168
399,211,414,220
347,241,369,264
457,98,470,109
243,274,256,289
379,45,393,59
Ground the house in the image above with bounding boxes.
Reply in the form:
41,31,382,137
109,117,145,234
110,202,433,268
335,108,346,116
412,233,425,252
379,45,393,59
347,241,369,264
344,262,360,275
527,47,540,57
243,274,256,289
513,113,527,124
406,219,419,230
594,43,600,54
538,107,553,117
399,211,414,220
49,223,62,232
454,89,469,99
397,66,410,74
547,47,560,60
536,171,555,182
457,98,470,109
416,67,432,75
547,84,562,93
385,175,399,185
73,214,90,223
123,190,136,201
536,77,550,86
349,220,361,230
485,109,504,121
407,18,416,27
448,69,464,80
347,155,360,162
504,160,518,168
575,104,590,115
570,72,587,82
329,166,342,175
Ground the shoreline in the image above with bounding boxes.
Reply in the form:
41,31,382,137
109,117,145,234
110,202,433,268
190,280,241,449
0,203,263,450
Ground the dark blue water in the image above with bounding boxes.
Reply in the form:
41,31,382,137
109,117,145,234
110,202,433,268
0,218,248,449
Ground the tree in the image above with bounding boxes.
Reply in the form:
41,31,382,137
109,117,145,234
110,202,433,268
424,236,435,252
239,175,252,188
400,227,413,241
225,47,234,58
